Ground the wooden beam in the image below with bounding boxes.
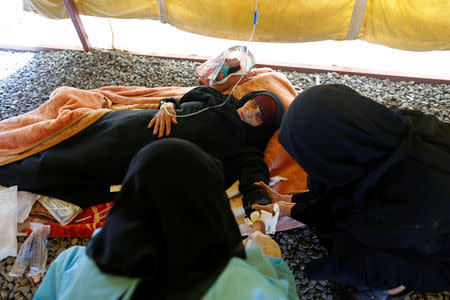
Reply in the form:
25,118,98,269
254,61,450,85
1,45,449,84
133,51,450,85
62,0,91,51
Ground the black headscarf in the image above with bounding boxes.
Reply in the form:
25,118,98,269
182,87,285,213
86,138,244,299
278,84,407,187
172,86,285,151
278,84,450,291
238,90,285,150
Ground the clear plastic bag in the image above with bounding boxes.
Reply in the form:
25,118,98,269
9,222,50,278
196,45,255,87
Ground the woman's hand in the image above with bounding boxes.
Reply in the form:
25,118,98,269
252,201,295,218
254,181,293,202
251,219,266,234
148,102,178,138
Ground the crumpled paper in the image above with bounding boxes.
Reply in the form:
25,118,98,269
17,191,39,223
38,196,81,225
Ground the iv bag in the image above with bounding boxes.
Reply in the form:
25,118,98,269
197,45,255,87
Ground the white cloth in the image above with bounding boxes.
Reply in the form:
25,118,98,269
17,191,39,223
0,186,18,260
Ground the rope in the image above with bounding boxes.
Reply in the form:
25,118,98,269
346,0,368,40
155,0,169,24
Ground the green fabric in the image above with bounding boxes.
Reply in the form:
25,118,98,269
34,246,140,300
35,245,298,299
202,246,299,300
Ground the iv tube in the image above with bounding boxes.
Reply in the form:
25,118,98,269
163,0,259,118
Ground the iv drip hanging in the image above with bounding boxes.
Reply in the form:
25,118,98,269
163,0,259,119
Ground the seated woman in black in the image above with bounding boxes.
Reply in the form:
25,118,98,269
34,138,298,299
0,86,285,212
253,84,450,299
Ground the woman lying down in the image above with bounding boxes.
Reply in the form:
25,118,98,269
34,139,298,300
0,86,285,213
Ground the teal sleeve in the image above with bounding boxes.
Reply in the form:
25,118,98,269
267,256,299,299
35,244,140,300
34,246,85,300
203,246,299,300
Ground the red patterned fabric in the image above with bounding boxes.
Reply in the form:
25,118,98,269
26,202,113,238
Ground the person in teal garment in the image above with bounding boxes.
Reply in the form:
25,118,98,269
35,138,298,300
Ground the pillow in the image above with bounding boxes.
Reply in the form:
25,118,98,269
264,130,309,194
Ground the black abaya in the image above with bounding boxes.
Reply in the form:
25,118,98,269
0,87,285,212
86,138,245,299
279,84,450,292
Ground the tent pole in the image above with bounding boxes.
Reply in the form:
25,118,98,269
62,0,91,51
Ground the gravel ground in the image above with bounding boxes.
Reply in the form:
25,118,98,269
0,49,449,300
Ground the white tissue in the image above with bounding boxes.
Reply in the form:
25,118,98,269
0,186,18,260
0,185,38,223
269,176,288,187
244,203,280,234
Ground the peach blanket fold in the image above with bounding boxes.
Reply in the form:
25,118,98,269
0,85,193,166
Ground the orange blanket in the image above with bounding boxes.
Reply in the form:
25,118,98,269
5,68,308,237
0,85,193,166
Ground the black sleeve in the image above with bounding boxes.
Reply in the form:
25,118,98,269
307,231,450,292
220,147,270,214
158,98,180,109
159,87,226,110
290,192,335,230
178,86,236,106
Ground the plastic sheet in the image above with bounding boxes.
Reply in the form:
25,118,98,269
9,222,51,278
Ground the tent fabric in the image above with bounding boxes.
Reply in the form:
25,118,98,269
23,0,450,51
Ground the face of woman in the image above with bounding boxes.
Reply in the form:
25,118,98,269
236,100,263,127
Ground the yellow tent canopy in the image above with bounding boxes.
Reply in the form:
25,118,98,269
24,0,450,51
